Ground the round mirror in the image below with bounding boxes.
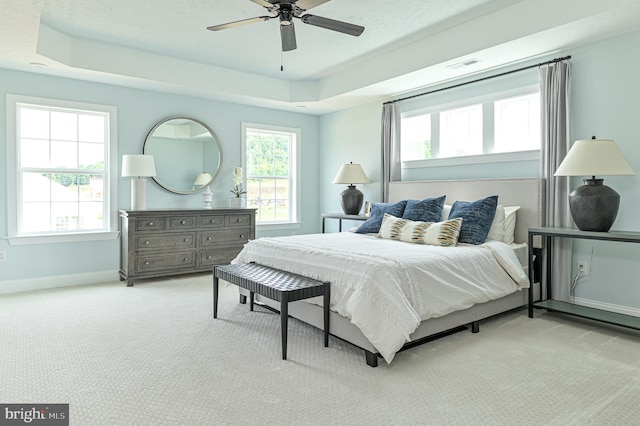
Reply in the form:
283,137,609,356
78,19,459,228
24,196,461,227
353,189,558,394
143,117,223,194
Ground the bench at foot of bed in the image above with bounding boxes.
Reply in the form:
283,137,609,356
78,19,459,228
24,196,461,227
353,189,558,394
213,262,330,361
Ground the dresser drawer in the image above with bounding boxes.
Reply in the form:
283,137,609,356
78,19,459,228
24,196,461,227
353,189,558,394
201,228,250,246
135,232,197,250
135,217,166,231
226,214,252,227
135,251,197,273
200,246,244,267
169,215,197,229
199,215,225,228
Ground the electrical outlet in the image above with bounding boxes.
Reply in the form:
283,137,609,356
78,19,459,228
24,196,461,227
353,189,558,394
0,251,6,262
577,260,590,276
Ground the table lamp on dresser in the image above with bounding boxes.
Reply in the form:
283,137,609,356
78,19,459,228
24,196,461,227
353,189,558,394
122,154,156,210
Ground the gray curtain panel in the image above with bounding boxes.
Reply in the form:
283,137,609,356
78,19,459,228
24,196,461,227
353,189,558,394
539,59,573,301
381,102,401,202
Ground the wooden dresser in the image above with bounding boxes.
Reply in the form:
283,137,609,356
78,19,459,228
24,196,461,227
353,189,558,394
119,208,256,286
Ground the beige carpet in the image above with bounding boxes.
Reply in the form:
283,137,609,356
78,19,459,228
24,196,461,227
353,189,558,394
1,274,639,425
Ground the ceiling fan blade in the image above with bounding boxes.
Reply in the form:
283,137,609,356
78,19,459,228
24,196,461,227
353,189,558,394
280,23,297,51
295,0,331,11
250,0,275,7
300,14,364,36
207,16,272,31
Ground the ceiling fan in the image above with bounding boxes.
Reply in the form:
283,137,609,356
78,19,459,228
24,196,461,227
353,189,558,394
207,0,365,52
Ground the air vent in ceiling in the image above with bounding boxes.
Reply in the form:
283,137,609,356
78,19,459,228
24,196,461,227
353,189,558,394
446,59,480,70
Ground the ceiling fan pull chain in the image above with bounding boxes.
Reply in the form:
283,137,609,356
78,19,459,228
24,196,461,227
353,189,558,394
281,51,284,72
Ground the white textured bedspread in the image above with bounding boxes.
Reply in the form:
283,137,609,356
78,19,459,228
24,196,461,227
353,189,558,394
232,232,528,363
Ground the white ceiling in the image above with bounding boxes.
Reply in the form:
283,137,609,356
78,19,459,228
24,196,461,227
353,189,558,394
2,0,640,114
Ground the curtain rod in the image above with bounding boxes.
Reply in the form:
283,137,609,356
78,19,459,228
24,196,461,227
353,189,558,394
384,55,572,105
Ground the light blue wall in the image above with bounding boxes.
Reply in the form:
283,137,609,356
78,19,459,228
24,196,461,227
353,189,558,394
319,30,640,312
319,102,382,233
569,31,640,311
0,68,319,286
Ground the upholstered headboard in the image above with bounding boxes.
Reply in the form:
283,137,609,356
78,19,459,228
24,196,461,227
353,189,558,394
388,178,545,245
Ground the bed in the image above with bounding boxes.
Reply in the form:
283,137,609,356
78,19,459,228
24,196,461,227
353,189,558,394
229,178,545,366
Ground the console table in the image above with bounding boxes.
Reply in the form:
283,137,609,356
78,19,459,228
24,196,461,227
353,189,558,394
528,226,640,331
119,208,255,286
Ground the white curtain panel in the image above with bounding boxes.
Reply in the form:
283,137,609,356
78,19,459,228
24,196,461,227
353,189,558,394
381,102,401,202
539,60,573,301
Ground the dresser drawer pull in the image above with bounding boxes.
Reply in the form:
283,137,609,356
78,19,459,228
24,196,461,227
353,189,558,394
181,220,187,225
236,218,243,222
149,222,154,226
145,240,150,245
144,261,150,265
209,219,216,223
207,236,212,241
183,238,189,242
207,255,212,260
183,258,190,262
240,235,245,239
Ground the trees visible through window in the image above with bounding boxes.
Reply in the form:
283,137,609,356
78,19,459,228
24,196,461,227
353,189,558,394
13,101,111,235
242,124,300,225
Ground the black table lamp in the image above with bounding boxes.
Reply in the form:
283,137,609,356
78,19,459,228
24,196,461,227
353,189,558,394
554,137,635,232
333,162,369,215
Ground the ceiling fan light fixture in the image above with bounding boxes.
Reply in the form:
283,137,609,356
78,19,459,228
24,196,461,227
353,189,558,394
207,0,365,52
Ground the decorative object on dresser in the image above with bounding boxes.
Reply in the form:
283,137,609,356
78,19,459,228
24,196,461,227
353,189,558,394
554,137,635,232
121,154,157,210
193,173,214,208
229,167,247,207
332,162,369,215
119,208,255,286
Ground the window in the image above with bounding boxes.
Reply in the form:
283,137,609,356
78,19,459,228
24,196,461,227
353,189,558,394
494,92,540,153
401,114,431,161
440,104,483,157
401,89,540,163
242,123,300,227
7,95,118,244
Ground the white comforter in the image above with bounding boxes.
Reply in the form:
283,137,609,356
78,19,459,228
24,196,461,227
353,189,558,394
232,232,528,363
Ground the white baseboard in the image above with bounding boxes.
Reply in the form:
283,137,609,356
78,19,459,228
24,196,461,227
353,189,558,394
572,297,640,318
0,270,121,295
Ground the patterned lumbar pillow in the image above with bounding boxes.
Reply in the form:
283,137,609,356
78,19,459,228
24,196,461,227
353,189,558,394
378,213,462,247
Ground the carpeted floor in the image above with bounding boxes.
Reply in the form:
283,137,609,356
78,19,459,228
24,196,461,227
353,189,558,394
1,274,639,425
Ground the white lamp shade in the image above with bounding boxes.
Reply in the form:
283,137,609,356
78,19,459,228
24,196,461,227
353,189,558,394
333,162,370,185
554,139,635,177
122,154,157,177
193,172,213,186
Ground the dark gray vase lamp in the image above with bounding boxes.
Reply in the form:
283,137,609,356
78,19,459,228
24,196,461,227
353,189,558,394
333,162,370,215
554,137,635,232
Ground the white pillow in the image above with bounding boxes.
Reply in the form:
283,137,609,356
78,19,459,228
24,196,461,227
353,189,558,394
502,206,520,244
486,204,506,242
378,213,462,247
441,204,452,221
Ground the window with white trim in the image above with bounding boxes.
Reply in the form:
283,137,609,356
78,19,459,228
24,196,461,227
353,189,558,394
400,89,540,162
242,123,300,227
7,95,117,243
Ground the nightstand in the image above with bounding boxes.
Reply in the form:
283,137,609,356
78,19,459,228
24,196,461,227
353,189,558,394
321,213,368,233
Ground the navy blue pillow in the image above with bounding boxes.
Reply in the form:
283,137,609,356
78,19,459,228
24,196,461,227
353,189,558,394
449,195,498,245
402,195,446,222
355,200,408,234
